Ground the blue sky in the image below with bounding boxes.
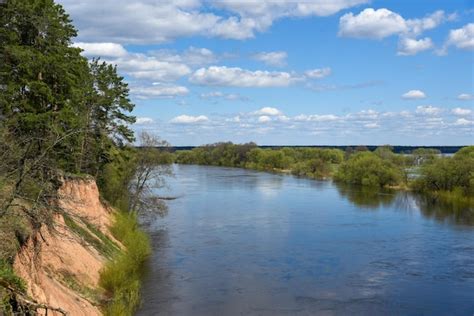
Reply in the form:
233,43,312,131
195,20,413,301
60,0,473,146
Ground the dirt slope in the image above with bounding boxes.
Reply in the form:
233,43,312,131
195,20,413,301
13,177,119,316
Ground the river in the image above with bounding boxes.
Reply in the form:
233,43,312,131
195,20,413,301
137,165,474,316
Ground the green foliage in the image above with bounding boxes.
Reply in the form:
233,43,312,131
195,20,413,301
97,146,137,212
56,268,100,304
413,146,474,194
100,212,151,316
0,260,25,293
334,151,402,187
291,158,331,179
175,143,344,178
63,214,119,258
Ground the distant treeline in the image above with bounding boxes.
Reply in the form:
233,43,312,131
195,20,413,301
168,145,465,154
172,142,474,203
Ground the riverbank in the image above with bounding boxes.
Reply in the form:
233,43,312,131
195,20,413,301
173,143,473,206
1,176,150,315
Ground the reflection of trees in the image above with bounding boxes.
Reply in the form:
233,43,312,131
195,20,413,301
413,194,474,226
334,183,396,209
335,182,474,226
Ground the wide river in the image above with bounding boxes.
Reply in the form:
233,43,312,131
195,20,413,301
137,165,474,316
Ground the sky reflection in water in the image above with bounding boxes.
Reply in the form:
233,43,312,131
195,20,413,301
137,165,474,316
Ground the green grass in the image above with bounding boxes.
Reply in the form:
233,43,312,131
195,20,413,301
55,268,100,304
0,260,25,293
63,214,119,258
99,212,151,316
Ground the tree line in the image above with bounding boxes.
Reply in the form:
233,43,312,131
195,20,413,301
174,143,474,199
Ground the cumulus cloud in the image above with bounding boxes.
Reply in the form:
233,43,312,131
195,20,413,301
339,9,452,39
252,107,283,116
294,114,339,122
112,53,191,82
339,9,454,55
364,122,380,128
170,115,209,124
189,66,299,87
131,84,189,99
135,117,154,125
200,91,249,101
305,67,332,79
59,0,367,44
72,42,127,57
443,23,474,52
253,51,288,67
452,107,472,116
416,105,442,115
454,118,472,126
402,89,427,99
159,106,471,144
457,93,474,101
258,115,272,123
397,37,434,56
339,8,407,39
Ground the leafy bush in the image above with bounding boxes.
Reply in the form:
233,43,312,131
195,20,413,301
334,152,402,187
413,146,474,194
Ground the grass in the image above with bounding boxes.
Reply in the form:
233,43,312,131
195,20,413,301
99,211,151,316
55,268,100,304
0,259,26,314
63,213,119,258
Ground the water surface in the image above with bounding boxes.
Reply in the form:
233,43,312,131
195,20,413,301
137,165,474,316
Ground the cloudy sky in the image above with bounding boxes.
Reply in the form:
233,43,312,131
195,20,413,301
60,0,473,146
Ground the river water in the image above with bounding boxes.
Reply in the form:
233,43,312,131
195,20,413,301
137,165,474,316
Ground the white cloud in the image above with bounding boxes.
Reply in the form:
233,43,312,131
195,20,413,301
181,46,218,65
294,114,339,122
258,115,272,123
402,89,427,99
59,0,367,44
339,8,453,40
364,122,380,128
457,93,474,101
406,10,456,36
416,105,442,115
131,85,189,99
252,107,283,116
444,23,474,51
200,91,248,101
454,118,472,126
339,9,454,56
170,115,209,124
189,66,299,87
253,51,288,67
397,37,434,56
113,53,191,82
452,107,472,116
135,117,154,125
305,67,332,79
214,0,369,18
339,8,408,39
72,42,127,57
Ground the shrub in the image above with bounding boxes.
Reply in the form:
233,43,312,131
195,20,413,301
334,152,402,187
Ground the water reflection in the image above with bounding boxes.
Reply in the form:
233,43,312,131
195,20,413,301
335,183,397,209
414,194,474,226
138,165,474,316
334,182,474,226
